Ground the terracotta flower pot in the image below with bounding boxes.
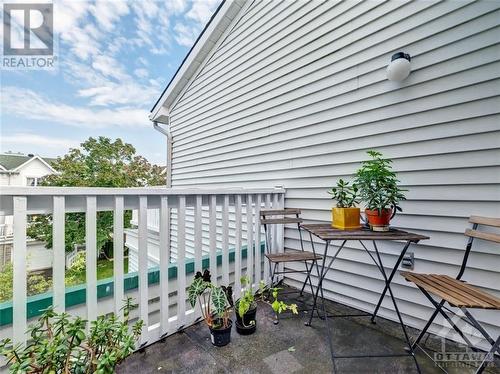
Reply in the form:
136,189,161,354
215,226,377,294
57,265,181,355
331,207,361,230
365,208,394,231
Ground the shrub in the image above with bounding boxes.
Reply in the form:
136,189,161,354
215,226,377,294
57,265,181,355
0,298,143,373
0,264,52,303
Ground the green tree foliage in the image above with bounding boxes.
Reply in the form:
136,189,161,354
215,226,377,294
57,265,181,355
27,137,165,254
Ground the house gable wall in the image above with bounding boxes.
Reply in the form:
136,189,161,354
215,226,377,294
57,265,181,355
166,0,500,349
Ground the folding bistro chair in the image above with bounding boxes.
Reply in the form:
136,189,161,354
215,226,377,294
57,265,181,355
401,216,500,373
260,209,321,302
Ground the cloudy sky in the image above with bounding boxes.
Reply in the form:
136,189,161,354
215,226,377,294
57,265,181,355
1,0,221,165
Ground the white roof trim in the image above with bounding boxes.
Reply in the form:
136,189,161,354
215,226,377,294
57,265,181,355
12,155,57,174
150,0,246,121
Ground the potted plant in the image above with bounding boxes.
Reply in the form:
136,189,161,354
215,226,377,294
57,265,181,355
235,275,258,335
328,178,361,230
354,150,407,231
188,270,233,347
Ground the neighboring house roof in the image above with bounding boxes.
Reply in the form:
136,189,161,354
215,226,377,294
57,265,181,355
150,0,246,121
0,153,57,173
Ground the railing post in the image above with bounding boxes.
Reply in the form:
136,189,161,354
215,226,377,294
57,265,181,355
138,196,149,343
177,195,186,328
209,195,217,284
278,190,285,282
113,196,124,319
263,194,271,284
222,195,229,285
52,196,65,313
254,194,262,286
234,195,242,300
194,195,202,274
159,196,170,335
272,193,281,281
246,194,254,284
85,196,97,324
12,196,27,345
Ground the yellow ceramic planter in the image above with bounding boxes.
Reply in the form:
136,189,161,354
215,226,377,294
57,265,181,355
331,207,361,230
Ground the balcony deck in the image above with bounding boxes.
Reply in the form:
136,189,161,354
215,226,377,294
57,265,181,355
117,287,498,374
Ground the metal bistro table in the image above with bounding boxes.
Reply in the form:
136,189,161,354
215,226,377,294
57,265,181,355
300,224,429,373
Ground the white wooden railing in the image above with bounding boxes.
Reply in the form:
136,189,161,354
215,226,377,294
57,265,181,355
0,186,285,348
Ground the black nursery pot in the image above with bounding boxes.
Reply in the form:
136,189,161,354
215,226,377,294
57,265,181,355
209,319,232,347
235,305,257,335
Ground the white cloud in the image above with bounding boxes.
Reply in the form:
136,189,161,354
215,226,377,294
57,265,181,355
186,0,219,25
53,0,89,34
54,1,97,60
77,80,159,106
174,0,220,47
174,22,199,47
62,24,101,60
137,56,149,66
1,133,80,151
91,55,129,81
168,0,188,14
90,0,129,31
2,87,149,128
134,68,149,78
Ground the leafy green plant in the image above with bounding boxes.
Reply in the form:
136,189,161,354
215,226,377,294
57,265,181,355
328,179,360,208
354,150,407,213
270,287,298,315
236,276,257,327
0,298,143,374
0,264,52,303
188,270,232,329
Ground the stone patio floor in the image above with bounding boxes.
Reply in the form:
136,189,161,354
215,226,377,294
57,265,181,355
117,288,500,374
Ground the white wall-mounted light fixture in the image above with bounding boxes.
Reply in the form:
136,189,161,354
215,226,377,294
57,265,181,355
386,52,411,82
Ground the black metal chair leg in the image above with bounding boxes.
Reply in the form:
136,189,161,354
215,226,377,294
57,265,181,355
461,307,500,351
475,335,500,374
299,260,312,296
271,262,278,288
412,299,446,349
419,287,475,348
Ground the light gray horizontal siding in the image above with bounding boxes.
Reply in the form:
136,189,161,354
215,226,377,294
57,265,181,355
127,203,265,264
166,0,500,350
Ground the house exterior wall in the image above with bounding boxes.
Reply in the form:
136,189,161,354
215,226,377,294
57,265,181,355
0,158,54,186
25,241,53,271
125,229,162,272
164,0,500,348
0,158,55,271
